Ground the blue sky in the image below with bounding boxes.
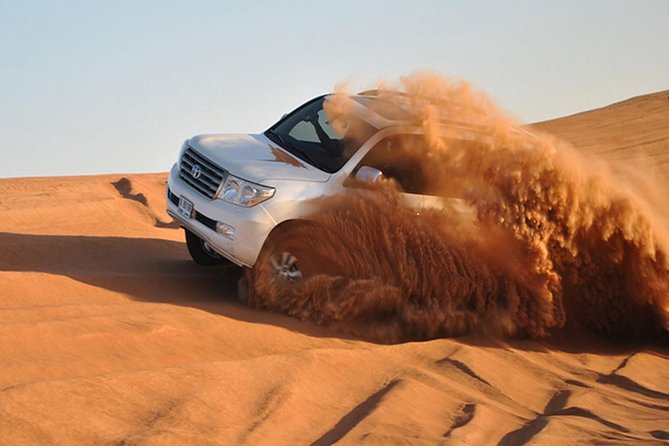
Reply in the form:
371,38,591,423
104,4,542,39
1,0,668,178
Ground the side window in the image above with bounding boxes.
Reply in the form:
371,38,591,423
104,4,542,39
355,135,428,194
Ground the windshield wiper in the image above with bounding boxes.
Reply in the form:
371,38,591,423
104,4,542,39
266,129,291,150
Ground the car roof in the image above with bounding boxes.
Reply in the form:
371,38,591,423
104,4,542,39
341,90,488,130
343,90,538,140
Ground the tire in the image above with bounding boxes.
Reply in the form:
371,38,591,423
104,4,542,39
237,268,253,303
251,223,344,292
185,229,229,266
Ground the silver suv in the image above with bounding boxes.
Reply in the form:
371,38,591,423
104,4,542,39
166,92,465,282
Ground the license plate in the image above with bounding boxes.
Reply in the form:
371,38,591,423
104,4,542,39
177,196,194,219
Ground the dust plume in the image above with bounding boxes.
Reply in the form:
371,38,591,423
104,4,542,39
251,72,669,342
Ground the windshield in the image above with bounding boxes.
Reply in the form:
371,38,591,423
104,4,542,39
265,96,374,173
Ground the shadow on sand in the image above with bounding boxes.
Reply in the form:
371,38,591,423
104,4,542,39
0,231,340,340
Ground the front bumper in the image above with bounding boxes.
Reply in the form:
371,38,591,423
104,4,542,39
166,164,275,267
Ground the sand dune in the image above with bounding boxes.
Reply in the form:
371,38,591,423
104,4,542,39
534,90,669,174
1,92,669,444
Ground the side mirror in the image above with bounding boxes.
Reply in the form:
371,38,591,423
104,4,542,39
281,113,288,120
355,166,383,184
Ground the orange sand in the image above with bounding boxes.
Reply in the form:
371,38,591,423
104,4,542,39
1,90,668,444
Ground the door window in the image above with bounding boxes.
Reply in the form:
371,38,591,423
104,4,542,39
354,135,428,194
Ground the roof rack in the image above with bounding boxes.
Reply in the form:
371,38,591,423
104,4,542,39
357,89,406,97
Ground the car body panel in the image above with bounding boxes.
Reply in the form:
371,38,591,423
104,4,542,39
188,133,330,183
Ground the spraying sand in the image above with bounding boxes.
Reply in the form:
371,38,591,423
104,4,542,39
252,73,669,342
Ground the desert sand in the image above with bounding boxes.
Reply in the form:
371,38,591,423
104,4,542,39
1,91,668,445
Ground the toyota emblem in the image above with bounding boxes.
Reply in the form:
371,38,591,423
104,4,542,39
191,164,202,179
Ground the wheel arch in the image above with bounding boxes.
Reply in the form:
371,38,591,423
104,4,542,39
261,218,314,249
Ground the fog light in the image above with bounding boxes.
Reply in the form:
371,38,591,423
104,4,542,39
216,221,236,240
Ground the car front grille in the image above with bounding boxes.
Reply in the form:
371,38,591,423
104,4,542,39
178,147,228,199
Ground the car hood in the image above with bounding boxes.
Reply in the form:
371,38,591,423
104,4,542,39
187,133,330,183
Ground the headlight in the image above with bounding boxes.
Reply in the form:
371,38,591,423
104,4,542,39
218,174,275,207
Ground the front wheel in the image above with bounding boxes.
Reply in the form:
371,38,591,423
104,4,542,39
185,229,230,266
244,223,344,304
